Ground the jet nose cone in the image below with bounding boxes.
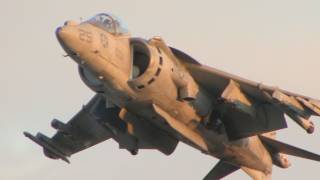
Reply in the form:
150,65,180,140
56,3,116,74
56,27,68,38
56,20,78,38
55,27,62,37
55,26,77,44
55,25,81,58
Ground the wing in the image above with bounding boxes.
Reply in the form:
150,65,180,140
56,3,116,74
171,47,320,139
24,94,125,163
25,94,180,162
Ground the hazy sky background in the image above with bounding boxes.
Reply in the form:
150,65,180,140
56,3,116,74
1,0,320,179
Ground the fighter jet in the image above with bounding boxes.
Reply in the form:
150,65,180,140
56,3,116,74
24,13,320,180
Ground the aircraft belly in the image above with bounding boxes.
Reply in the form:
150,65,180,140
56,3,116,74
197,123,273,173
229,136,273,175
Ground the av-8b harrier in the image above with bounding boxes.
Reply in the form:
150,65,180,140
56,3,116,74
24,13,320,180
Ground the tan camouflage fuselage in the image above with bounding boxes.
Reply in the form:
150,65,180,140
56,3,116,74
57,20,276,179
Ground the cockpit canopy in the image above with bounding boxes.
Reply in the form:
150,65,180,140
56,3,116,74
86,13,129,35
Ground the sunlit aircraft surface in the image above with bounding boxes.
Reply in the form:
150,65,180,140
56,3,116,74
25,13,320,180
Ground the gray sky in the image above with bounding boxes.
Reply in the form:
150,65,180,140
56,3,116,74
1,0,320,179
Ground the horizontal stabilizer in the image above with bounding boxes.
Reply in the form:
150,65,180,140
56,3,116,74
204,160,239,180
259,135,320,161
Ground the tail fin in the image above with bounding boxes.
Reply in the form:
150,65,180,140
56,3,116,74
259,135,320,161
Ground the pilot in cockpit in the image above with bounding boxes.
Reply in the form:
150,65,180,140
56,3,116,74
86,13,129,35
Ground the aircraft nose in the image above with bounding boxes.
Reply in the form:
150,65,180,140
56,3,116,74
55,25,79,49
56,26,72,39
55,27,62,36
56,19,79,42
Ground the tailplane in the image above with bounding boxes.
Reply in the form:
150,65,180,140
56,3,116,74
259,135,320,161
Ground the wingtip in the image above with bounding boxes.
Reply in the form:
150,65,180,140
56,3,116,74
62,157,71,164
23,131,71,164
23,131,39,144
23,131,31,137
